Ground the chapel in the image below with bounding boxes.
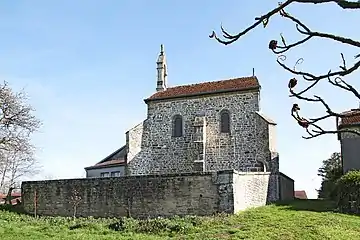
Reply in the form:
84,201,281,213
85,45,279,177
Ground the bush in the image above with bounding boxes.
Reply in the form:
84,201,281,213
336,170,360,214
128,216,195,235
0,204,25,214
107,215,201,235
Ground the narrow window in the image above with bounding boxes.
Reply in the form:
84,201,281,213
173,115,183,137
100,172,110,178
111,171,121,177
220,110,230,133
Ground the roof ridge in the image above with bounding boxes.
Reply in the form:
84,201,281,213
96,145,126,164
339,109,360,126
146,75,260,102
165,76,257,89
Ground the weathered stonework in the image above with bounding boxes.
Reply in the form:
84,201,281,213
126,121,144,162
21,170,294,219
126,90,278,176
339,125,360,173
278,173,295,200
24,47,295,219
339,126,360,139
233,172,272,211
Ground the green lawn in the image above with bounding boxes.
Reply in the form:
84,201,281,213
0,200,359,240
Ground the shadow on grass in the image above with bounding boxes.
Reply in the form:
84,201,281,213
0,204,27,215
274,199,337,213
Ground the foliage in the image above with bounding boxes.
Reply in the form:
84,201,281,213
317,152,343,199
1,200,360,239
338,170,360,185
337,170,360,214
210,0,360,139
0,81,41,192
318,153,342,180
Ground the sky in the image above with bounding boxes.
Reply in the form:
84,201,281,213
0,1,359,199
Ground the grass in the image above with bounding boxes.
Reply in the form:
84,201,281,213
0,200,360,239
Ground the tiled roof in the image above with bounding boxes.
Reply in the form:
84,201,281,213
10,197,21,205
256,112,277,125
294,190,308,199
0,192,21,199
85,159,126,170
95,159,126,167
145,76,260,102
339,109,360,126
85,146,127,170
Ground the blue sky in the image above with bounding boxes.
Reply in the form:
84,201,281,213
0,1,358,198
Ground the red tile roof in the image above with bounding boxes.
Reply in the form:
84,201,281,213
339,109,360,126
145,76,260,102
95,159,126,167
0,192,21,199
85,159,126,170
294,190,308,199
10,197,21,205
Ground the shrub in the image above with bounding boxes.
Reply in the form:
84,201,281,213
336,170,360,214
131,216,195,235
107,216,199,235
0,204,25,214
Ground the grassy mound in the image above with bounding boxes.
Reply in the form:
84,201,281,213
0,200,360,239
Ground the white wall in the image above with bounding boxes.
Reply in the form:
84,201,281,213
86,166,125,178
232,172,271,213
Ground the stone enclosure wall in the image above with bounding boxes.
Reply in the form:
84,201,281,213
278,172,295,201
22,170,294,219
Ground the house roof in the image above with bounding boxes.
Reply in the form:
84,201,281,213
144,76,260,102
0,192,21,199
256,112,277,125
294,190,308,199
10,197,21,205
84,145,127,170
339,109,360,127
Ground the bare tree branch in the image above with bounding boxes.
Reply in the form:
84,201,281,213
328,76,360,99
274,36,313,54
211,1,360,139
0,81,41,191
210,1,360,46
296,0,360,9
209,1,295,45
279,13,360,50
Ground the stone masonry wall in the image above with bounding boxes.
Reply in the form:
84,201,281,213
22,170,235,219
268,124,277,153
339,126,360,139
233,172,276,213
278,173,294,201
126,121,144,161
127,90,277,175
255,112,279,173
339,126,360,173
22,170,289,219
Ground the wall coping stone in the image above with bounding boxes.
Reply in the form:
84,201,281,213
22,170,286,185
278,172,294,182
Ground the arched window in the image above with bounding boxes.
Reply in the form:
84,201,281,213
220,110,230,133
254,161,265,172
172,115,183,137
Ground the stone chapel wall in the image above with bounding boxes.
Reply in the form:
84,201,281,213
126,121,144,162
127,90,276,175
